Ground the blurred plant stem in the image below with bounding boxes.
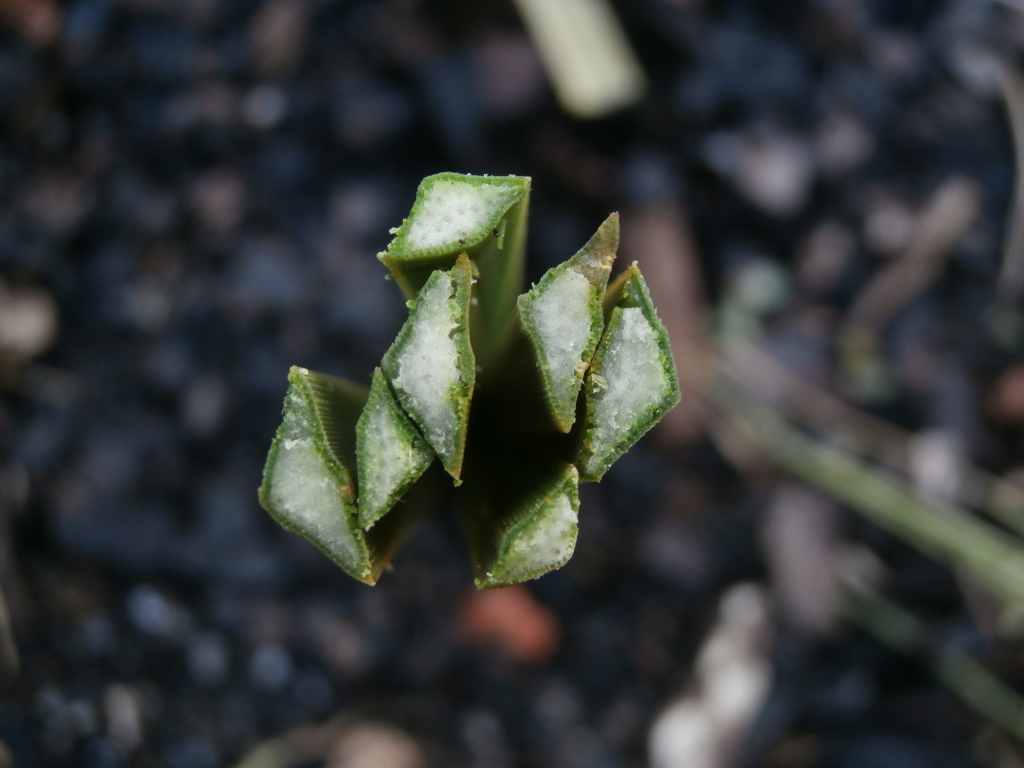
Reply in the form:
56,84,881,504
1000,65,1024,302
725,341,1024,539
842,576,1024,743
511,0,646,118
710,373,1024,629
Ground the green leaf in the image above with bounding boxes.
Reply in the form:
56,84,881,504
381,173,528,278
356,369,435,529
260,367,425,584
258,368,370,583
380,173,531,373
575,265,681,482
261,174,682,590
462,449,580,589
518,214,618,432
381,255,475,481
470,180,530,374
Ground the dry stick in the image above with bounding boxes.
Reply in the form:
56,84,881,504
723,341,1024,538
0,587,19,679
842,578,1024,744
511,0,646,119
709,375,1024,616
999,66,1024,301
845,177,982,332
713,409,1024,743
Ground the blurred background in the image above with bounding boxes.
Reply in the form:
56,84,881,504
5,0,1024,766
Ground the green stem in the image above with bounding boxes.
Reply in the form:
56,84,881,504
842,580,1024,743
712,376,1024,612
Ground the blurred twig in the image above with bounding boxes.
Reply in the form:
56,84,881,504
511,0,647,118
842,574,1024,744
999,66,1024,301
724,341,1024,538
845,177,982,333
710,374,1024,625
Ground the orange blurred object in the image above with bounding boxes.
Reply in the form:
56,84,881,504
989,365,1024,425
459,585,560,664
0,0,61,46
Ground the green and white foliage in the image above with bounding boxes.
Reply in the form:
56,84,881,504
381,255,474,480
518,215,617,432
576,265,681,482
260,173,680,588
356,369,434,530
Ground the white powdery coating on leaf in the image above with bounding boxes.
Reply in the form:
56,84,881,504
501,492,577,581
589,308,669,453
405,181,513,250
527,268,593,409
359,398,422,521
267,437,362,572
391,274,461,461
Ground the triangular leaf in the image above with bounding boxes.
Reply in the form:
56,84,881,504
575,265,681,482
259,367,373,582
380,173,531,373
356,369,435,529
518,214,618,432
382,256,475,481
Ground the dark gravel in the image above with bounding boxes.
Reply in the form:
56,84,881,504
1,0,1023,766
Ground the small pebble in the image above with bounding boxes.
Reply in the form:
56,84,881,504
125,585,187,639
0,279,58,358
461,709,510,768
103,684,144,752
248,643,293,691
707,130,816,217
731,257,791,315
733,133,815,217
815,113,874,175
863,200,916,255
291,669,334,714
187,631,231,688
328,722,424,768
181,376,229,437
20,174,93,235
190,169,247,234
459,585,560,664
989,365,1024,424
67,699,99,736
797,221,856,294
250,0,309,79
242,84,289,129
472,33,546,118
